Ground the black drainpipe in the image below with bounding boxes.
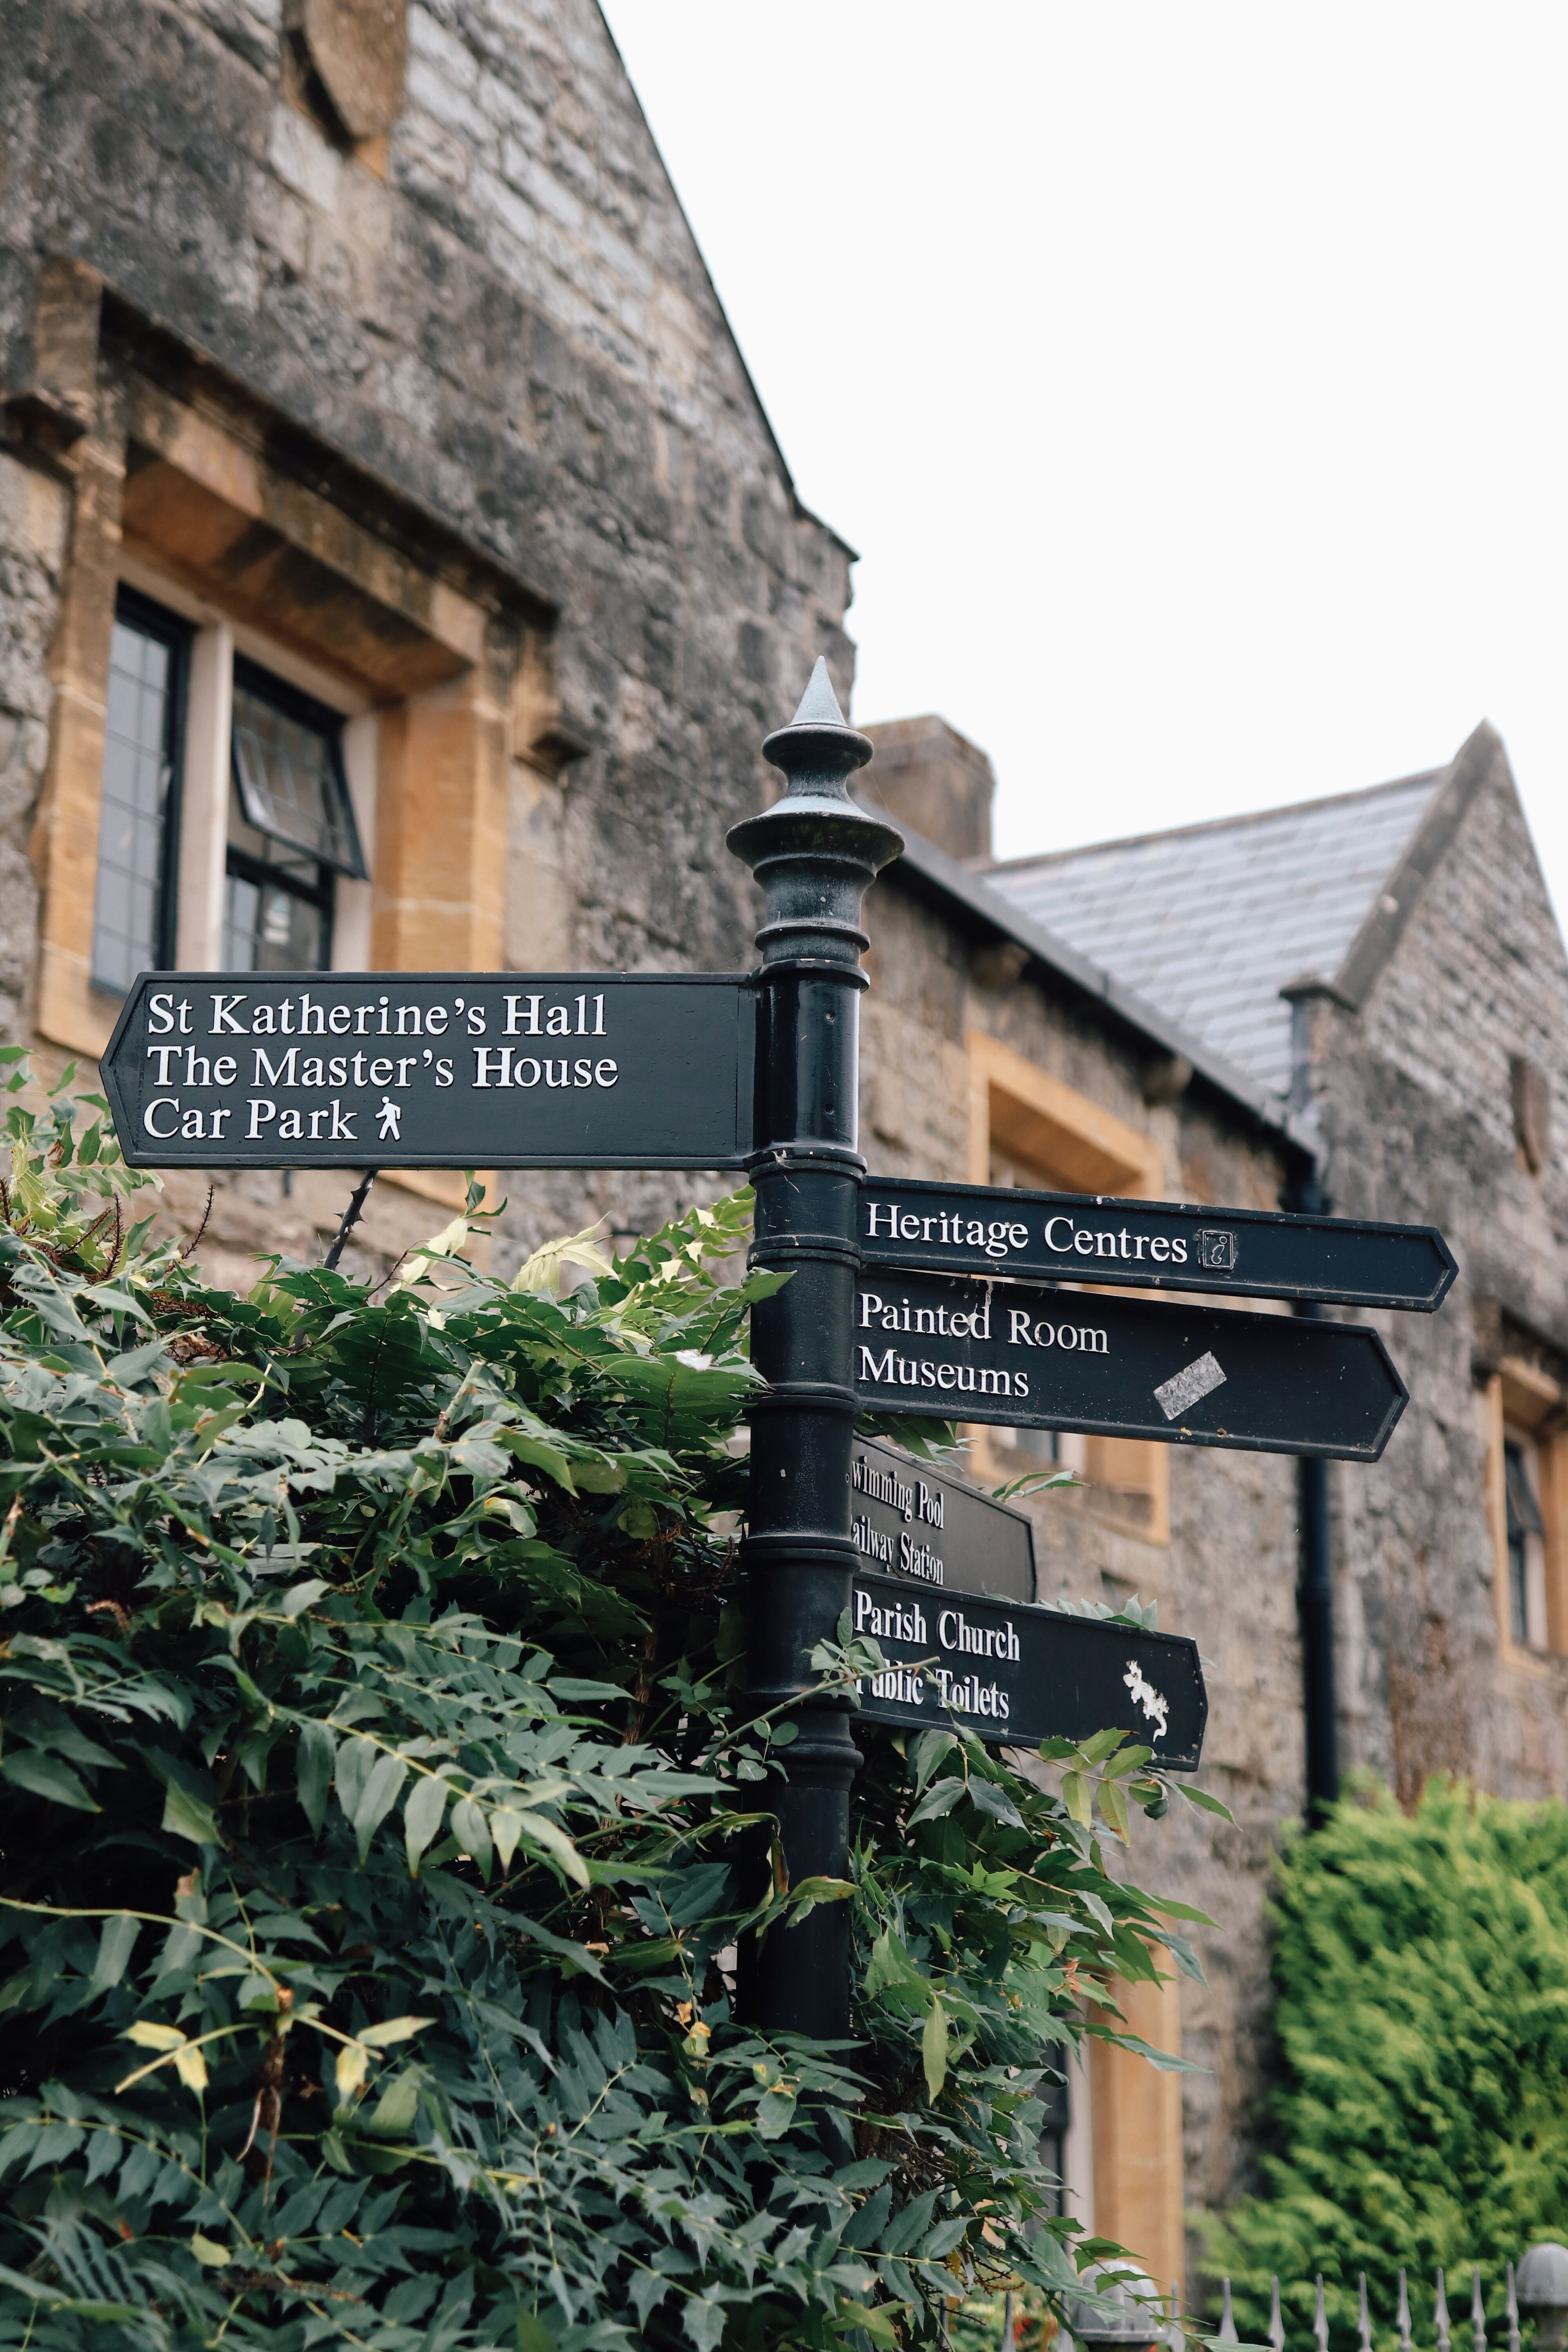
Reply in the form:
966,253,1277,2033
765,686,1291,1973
1285,983,1338,1821
1292,1270,1338,1815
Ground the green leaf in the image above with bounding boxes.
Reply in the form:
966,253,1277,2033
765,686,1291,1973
335,1734,376,1825
906,1775,965,1827
90,1914,140,1990
451,1795,494,1877
967,1776,1025,1829
0,1750,98,1812
281,1579,328,1618
1061,1771,1092,1827
921,1994,948,2101
910,1728,956,1792
189,2235,231,2268
404,1773,447,1875
359,2015,434,2048
297,1722,335,1834
516,2314,558,2352
124,2021,187,2052
1178,1782,1235,1821
352,1751,408,1863
508,1808,590,1889
161,1780,221,1846
106,1337,169,1386
363,2071,421,2135
756,2086,797,2138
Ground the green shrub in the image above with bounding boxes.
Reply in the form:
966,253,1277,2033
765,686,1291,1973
0,1054,1213,2351
1202,1777,1568,2347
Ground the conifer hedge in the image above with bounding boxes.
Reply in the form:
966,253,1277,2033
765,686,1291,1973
0,1054,1216,2351
1202,1779,1568,2348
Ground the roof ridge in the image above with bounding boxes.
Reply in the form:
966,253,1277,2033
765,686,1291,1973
986,767,1445,877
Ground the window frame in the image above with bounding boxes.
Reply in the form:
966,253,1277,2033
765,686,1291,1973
970,1029,1169,1542
1485,1358,1568,1668
224,657,361,974
89,584,193,993
1504,1434,1546,1647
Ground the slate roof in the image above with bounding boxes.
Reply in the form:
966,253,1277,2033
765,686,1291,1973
984,772,1445,1100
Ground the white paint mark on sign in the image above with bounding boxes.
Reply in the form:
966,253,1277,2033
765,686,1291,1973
1124,1657,1170,1740
1154,1350,1227,1420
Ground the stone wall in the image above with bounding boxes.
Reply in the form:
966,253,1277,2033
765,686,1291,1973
0,452,64,1045
1311,754,1568,1806
2,0,856,1259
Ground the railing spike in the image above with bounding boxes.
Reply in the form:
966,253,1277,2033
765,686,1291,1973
1505,2263,1520,2352
1219,2283,1239,2345
1316,2276,1330,2352
1270,2279,1285,2352
1436,2270,1452,2352
1171,2279,1185,2352
1472,2265,1486,2352
1359,2275,1372,2352
1397,2269,1413,2352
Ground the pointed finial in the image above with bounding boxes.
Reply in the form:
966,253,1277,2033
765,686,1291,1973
1437,2270,1452,2352
1506,2263,1520,2352
791,656,847,728
1398,2270,1413,2352
727,659,903,925
1472,2265,1486,2352
1218,2282,1238,2344
1270,2278,1284,2352
1358,2275,1372,2352
1314,2276,1329,2352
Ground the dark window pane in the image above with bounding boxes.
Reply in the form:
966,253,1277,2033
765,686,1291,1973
91,602,185,993
223,664,347,973
223,868,329,973
230,681,365,876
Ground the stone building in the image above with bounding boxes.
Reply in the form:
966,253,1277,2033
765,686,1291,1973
4,0,1565,2310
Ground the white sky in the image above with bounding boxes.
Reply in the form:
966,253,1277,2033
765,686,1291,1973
599,2,1568,922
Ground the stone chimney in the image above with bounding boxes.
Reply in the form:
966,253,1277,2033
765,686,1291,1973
857,715,995,863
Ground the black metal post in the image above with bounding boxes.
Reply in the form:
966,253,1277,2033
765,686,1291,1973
1292,1178,1338,1818
727,660,902,2038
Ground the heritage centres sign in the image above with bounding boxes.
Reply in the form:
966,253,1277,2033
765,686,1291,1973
100,972,756,1170
102,659,1455,2043
859,1173,1456,1312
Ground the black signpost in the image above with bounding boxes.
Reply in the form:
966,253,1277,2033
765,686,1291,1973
860,1172,1456,1311
851,1269,1409,1461
100,972,757,1171
103,655,1455,2052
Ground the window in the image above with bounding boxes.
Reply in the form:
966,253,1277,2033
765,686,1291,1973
972,1031,1167,1540
1485,1357,1568,1662
1504,1433,1547,1648
90,588,190,992
223,660,366,972
1038,2072,1069,2221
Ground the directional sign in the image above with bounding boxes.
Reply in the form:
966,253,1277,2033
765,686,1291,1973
853,1270,1407,1460
860,1173,1455,1312
849,1571,1208,1766
101,972,756,1171
851,1433,1035,1602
